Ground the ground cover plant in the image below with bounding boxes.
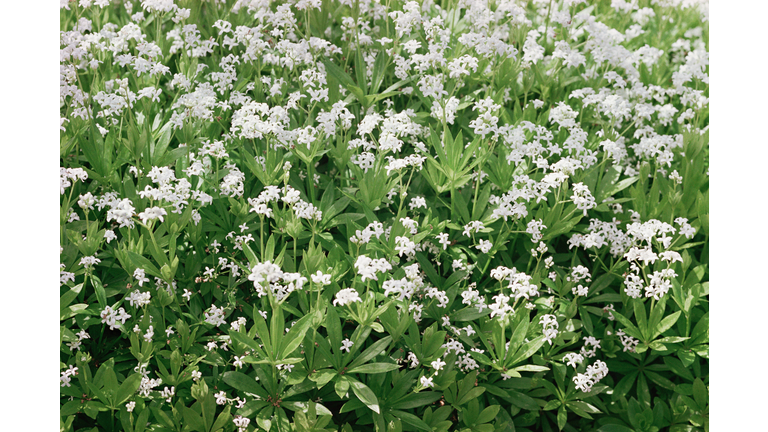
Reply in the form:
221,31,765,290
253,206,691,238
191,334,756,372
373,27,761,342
59,0,709,430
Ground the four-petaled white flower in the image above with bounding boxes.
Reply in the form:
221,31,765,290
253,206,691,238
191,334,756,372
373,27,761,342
431,359,446,371
333,288,362,307
475,239,493,253
420,376,434,388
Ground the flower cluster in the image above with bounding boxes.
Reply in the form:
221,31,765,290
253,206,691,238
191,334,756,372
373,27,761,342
59,0,708,429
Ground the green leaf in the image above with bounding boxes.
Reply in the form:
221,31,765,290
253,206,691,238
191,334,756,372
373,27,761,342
322,58,366,106
605,176,639,198
256,406,273,431
391,392,442,410
325,304,342,345
613,371,638,398
513,365,550,373
451,307,488,322
221,371,268,398
348,378,380,413
84,114,109,176
230,330,265,358
457,386,486,406
416,252,444,287
252,305,273,358
509,335,546,366
212,405,232,431
390,410,432,431
152,121,173,163
243,243,259,268
580,305,594,335
507,389,541,411
690,311,709,345
596,425,634,432
652,311,681,340
567,401,601,417
308,369,337,388
60,283,83,311
644,370,675,391
91,275,107,310
692,378,708,409
369,50,388,95
476,405,501,424
557,405,568,431
181,406,207,432
633,300,649,341
348,336,392,369
133,406,152,432
663,356,694,381
611,311,644,341
126,251,162,279
506,312,530,360
354,45,368,94
61,400,82,417
150,405,175,429
281,310,319,358
114,373,143,407
347,362,400,374
595,165,623,203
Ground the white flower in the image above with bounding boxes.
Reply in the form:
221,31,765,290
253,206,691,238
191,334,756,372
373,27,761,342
431,359,446,371
233,415,251,432
395,236,417,257
572,285,589,297
669,170,683,184
311,271,332,286
409,197,427,210
133,268,150,287
340,338,354,353
354,255,392,282
60,365,78,387
160,386,175,402
420,376,434,388
138,206,168,224
277,363,294,372
573,373,593,392
475,239,493,254
333,288,362,307
571,183,596,216
126,401,136,412
80,256,101,268
100,306,131,330
463,221,485,237
436,233,450,250
128,290,152,308
659,251,683,263
407,352,420,368
563,353,584,368
204,305,227,327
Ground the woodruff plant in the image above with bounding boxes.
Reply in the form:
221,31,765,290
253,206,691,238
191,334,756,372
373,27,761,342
60,0,709,431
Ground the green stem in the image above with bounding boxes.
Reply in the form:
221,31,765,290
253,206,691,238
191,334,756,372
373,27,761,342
260,216,265,260
293,235,297,269
306,158,315,204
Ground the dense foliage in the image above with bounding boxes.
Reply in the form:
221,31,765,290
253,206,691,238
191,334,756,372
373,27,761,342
59,0,709,431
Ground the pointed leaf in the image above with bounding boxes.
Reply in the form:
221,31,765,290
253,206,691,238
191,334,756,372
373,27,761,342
349,379,380,413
